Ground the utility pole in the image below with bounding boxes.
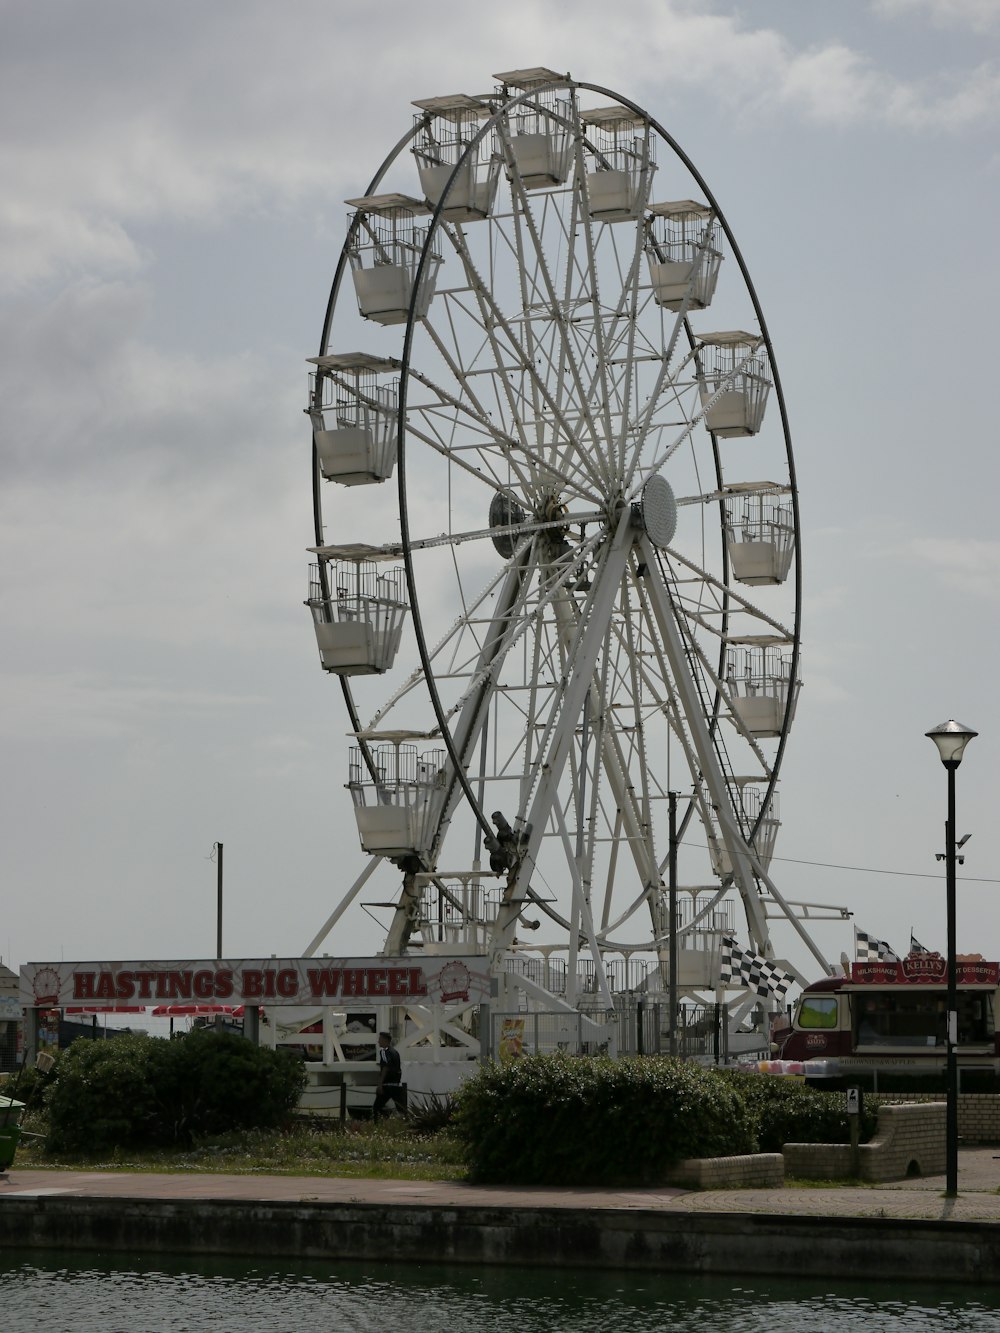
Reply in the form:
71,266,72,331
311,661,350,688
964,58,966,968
668,791,678,1058
215,841,223,960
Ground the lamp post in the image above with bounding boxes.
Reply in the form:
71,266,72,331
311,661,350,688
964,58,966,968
925,719,977,1199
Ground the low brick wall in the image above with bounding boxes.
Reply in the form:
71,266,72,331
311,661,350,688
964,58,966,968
878,1093,1000,1144
665,1153,784,1189
785,1103,945,1183
959,1093,1000,1143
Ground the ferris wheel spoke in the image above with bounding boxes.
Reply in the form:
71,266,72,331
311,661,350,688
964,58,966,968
629,343,772,497
496,118,618,492
431,234,611,498
661,546,794,641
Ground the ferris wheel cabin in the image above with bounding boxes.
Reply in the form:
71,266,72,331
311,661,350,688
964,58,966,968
307,353,400,485
306,546,407,676
582,105,655,222
709,781,780,878
494,67,573,189
726,635,800,738
697,332,771,437
411,93,501,222
722,483,795,586
346,194,441,326
645,200,722,309
348,738,447,860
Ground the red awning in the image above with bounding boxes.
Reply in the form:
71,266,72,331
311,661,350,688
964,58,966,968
150,1005,244,1018
64,1006,146,1014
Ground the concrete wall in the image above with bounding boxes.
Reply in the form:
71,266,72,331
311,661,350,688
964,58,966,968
785,1103,945,1183
2,1196,999,1284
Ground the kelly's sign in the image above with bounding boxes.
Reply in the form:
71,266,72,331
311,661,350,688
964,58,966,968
20,957,489,1009
851,959,999,986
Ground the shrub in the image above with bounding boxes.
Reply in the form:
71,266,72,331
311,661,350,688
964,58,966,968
455,1054,756,1185
45,1033,167,1153
719,1071,879,1150
44,1031,305,1153
156,1028,305,1145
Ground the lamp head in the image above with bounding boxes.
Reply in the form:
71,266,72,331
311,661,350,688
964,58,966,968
925,719,978,768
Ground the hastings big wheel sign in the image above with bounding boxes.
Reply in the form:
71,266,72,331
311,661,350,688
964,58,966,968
20,957,490,1009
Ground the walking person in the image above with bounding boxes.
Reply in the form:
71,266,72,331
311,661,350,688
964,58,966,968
372,1031,406,1120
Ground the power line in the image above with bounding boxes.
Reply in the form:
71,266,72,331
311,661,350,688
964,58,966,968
769,852,1000,885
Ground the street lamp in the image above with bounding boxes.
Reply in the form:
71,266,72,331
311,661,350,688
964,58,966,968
925,718,978,1199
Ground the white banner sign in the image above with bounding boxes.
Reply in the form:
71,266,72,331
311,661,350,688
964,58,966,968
20,957,490,1010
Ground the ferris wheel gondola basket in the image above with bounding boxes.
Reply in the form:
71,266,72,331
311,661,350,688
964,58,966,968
348,742,447,859
644,200,722,310
345,195,442,326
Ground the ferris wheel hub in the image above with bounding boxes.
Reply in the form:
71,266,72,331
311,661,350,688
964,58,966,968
636,475,678,549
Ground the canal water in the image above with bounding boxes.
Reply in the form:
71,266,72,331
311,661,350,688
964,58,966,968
2,1253,999,1332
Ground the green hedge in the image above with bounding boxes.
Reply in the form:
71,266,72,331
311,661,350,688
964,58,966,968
44,1030,305,1153
455,1057,884,1185
455,1054,756,1185
719,1070,879,1151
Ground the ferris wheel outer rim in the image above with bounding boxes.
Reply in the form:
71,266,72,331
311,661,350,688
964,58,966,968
313,74,802,914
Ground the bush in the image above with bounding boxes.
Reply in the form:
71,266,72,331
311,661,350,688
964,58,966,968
719,1071,879,1150
455,1054,756,1185
156,1028,305,1144
45,1033,166,1152
45,1031,305,1153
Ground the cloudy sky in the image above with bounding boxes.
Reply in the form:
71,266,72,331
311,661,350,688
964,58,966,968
2,0,998,982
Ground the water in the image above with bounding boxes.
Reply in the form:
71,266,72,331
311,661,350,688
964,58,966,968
2,1253,999,1333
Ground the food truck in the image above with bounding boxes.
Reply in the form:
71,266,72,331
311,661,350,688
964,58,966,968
779,955,1000,1080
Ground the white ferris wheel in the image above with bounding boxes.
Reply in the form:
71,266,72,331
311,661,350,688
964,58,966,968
303,68,830,1031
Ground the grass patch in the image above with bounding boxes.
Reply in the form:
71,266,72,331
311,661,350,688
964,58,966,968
14,1114,468,1182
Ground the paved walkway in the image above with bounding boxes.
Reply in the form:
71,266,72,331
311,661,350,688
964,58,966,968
4,1147,1000,1224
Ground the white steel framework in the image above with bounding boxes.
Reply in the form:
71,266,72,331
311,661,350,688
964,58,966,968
303,69,821,1065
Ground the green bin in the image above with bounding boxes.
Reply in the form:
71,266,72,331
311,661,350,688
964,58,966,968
0,1125,21,1171
0,1096,26,1171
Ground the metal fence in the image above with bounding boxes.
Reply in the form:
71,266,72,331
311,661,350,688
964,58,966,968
489,1001,734,1063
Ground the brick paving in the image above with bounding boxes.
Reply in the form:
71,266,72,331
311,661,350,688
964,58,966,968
3,1146,1000,1224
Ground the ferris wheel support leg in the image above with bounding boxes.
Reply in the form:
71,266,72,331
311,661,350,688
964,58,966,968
384,866,425,958
382,559,529,957
637,535,771,953
553,801,615,1011
301,855,381,957
490,512,636,958
431,557,529,853
551,590,661,935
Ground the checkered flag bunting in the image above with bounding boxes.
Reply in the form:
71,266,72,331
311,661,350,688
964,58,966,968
855,926,898,962
720,936,795,1001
